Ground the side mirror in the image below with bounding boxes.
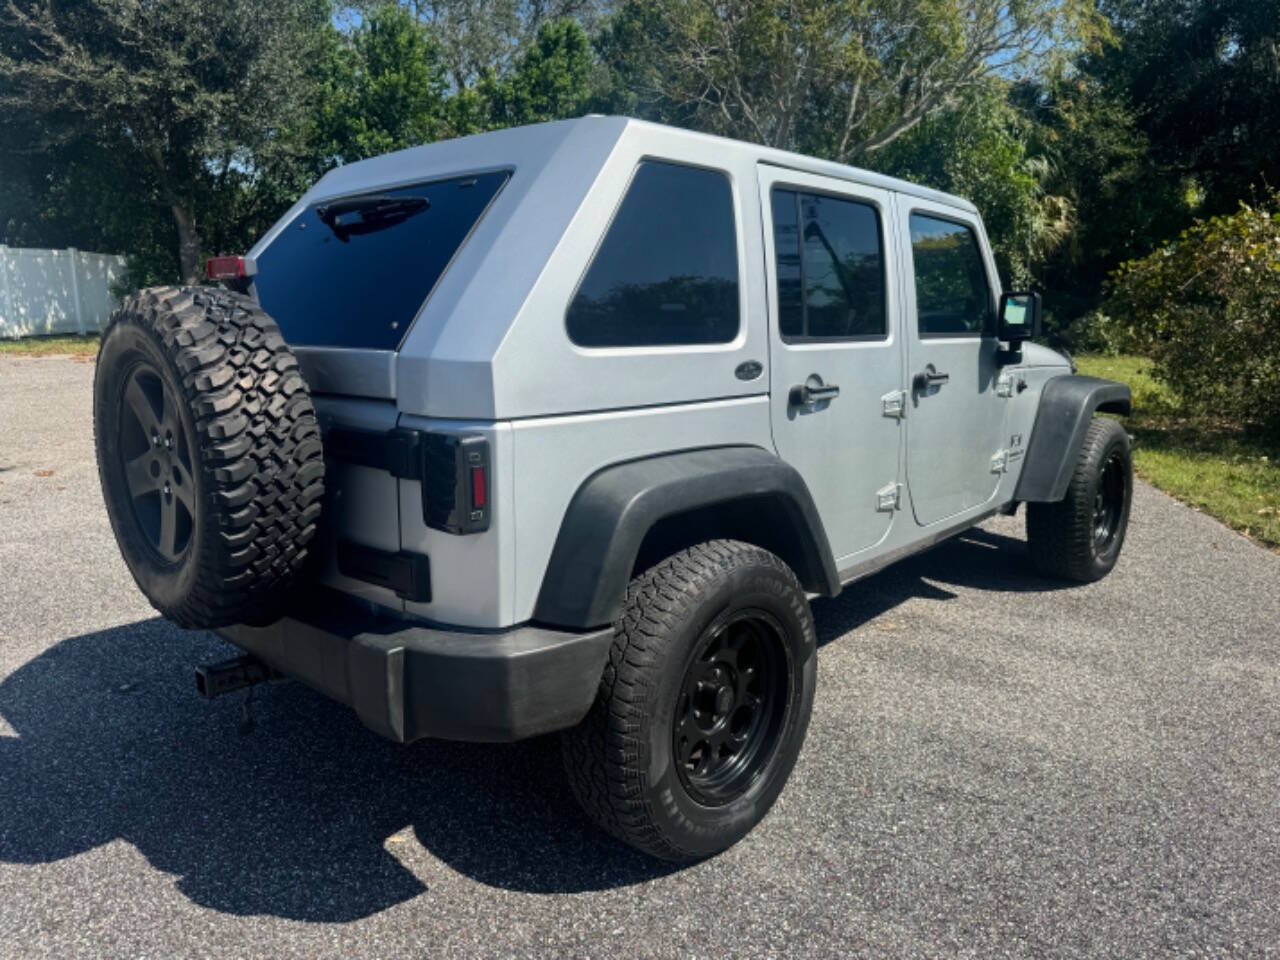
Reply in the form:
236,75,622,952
998,291,1042,342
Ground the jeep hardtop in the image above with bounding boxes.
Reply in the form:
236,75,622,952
93,115,1133,861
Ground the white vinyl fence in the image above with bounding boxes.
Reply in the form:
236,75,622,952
0,244,128,339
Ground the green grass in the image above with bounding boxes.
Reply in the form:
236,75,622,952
1076,354,1280,550
0,334,100,356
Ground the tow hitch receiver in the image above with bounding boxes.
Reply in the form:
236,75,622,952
194,654,276,700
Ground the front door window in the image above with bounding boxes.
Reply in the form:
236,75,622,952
903,207,1005,527
909,214,992,338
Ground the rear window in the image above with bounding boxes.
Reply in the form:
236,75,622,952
253,170,509,351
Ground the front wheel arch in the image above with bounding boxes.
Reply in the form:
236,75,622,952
1015,374,1132,503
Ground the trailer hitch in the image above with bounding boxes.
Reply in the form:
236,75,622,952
194,654,278,700
195,654,285,735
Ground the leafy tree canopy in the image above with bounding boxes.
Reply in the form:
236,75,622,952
596,0,1107,162
314,5,451,164
877,83,1073,288
349,0,603,89
1089,0,1280,215
0,0,330,283
1,0,1275,353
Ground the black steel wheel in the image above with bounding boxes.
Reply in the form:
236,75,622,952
1027,417,1133,582
1092,450,1126,553
674,609,790,806
562,540,817,862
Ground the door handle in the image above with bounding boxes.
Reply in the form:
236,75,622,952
912,364,950,393
789,375,840,408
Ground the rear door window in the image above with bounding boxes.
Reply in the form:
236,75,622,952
771,188,886,340
566,160,739,348
253,170,509,351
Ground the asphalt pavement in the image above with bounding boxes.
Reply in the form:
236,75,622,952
2,353,1278,958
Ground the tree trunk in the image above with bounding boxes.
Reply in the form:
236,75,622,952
170,201,202,286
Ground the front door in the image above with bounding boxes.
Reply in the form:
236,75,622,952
760,165,905,563
898,199,1008,527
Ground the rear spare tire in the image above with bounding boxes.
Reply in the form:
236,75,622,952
94,286,324,628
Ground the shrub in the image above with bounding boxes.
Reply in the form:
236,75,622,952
1105,194,1280,435
1069,309,1140,355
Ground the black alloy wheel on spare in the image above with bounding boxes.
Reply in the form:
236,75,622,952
94,286,325,629
562,540,817,862
116,362,198,563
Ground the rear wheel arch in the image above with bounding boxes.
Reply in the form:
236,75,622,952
531,447,839,630
631,495,829,588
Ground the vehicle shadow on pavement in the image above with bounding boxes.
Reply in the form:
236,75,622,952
0,527,1062,921
0,620,675,922
812,526,1071,646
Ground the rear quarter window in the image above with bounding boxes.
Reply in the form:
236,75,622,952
253,170,509,351
566,160,739,348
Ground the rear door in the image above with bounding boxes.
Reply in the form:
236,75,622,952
897,198,1007,527
759,165,905,563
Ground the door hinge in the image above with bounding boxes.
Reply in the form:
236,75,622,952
991,449,1009,474
876,482,901,512
996,371,1026,398
880,389,906,419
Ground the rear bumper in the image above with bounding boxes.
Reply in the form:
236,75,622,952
217,595,613,743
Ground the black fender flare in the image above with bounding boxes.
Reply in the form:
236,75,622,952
1014,375,1133,503
532,446,840,629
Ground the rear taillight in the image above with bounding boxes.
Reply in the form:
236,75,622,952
324,426,491,535
470,464,487,510
423,434,490,534
205,255,257,282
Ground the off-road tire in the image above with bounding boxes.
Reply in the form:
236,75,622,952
94,286,324,628
561,540,817,862
1026,417,1132,582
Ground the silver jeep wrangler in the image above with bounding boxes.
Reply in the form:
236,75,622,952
93,116,1133,861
